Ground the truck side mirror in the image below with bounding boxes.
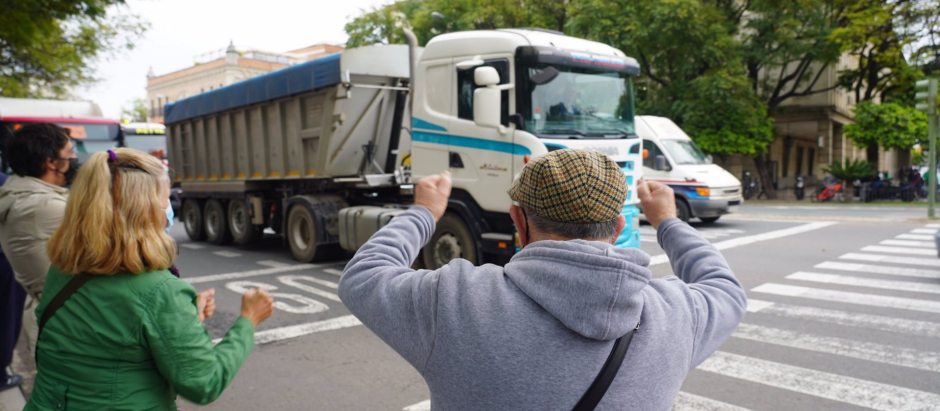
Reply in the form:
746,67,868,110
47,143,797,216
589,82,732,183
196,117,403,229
654,155,668,171
473,66,502,129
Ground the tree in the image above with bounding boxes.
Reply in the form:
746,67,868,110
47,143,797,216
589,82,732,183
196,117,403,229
845,100,928,148
120,98,147,122
823,158,876,203
0,0,147,98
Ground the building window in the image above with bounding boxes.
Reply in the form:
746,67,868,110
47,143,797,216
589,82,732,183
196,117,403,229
456,59,510,126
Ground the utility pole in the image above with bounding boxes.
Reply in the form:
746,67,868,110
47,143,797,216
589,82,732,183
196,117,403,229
916,78,938,218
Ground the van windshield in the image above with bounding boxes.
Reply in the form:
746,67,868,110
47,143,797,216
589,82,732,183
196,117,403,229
661,139,708,165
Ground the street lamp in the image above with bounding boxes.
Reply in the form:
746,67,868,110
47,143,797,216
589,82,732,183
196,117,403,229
915,78,938,218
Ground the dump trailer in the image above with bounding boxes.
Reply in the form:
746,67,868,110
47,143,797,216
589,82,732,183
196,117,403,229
165,29,644,268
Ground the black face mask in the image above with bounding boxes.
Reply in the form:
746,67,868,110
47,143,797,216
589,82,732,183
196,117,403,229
57,157,80,186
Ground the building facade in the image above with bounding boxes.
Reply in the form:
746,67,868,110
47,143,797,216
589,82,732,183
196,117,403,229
146,42,344,123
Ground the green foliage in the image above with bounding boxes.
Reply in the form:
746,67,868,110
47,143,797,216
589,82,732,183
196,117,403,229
844,101,929,149
824,158,877,181
120,98,147,122
0,0,147,98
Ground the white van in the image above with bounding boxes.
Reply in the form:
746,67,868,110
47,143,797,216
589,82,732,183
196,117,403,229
635,116,742,223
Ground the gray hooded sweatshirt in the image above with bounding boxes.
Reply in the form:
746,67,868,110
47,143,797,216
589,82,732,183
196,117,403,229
339,207,746,411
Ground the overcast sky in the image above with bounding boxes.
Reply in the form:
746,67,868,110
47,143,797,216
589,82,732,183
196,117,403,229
80,0,390,119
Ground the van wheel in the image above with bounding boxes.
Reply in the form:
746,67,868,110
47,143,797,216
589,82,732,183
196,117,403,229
204,199,232,245
422,213,477,269
700,216,720,224
229,200,264,245
676,198,692,223
182,199,206,241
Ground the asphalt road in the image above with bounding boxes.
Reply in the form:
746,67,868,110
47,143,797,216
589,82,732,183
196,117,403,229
163,204,940,410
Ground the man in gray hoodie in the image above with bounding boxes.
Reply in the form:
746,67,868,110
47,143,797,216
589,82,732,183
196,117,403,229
338,149,746,410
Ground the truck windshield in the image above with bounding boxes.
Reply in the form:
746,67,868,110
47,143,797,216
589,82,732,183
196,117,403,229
661,139,708,165
524,64,635,138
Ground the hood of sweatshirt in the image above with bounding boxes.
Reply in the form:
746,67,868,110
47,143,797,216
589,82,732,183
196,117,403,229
503,239,651,341
0,175,69,224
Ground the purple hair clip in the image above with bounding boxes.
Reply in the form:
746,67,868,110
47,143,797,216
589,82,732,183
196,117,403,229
107,150,117,163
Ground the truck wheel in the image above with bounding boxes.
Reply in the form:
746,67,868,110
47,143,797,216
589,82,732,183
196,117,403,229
287,205,323,262
182,199,206,241
204,199,232,245
422,212,477,269
700,216,720,224
676,198,692,223
229,200,264,245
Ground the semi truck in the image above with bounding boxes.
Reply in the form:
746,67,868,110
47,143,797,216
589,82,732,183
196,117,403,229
165,28,644,268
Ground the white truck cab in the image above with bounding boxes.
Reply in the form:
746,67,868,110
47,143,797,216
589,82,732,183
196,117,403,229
635,116,742,223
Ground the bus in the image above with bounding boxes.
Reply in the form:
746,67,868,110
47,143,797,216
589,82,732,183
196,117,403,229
0,97,121,172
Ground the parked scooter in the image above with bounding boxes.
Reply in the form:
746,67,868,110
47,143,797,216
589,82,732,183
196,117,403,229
742,171,759,200
795,174,805,200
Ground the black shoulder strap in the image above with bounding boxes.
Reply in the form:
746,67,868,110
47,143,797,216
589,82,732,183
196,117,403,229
572,322,640,411
35,272,93,362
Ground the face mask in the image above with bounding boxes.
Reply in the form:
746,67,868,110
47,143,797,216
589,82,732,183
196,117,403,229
165,204,175,233
57,157,80,186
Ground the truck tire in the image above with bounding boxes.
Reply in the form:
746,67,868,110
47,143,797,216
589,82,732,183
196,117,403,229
287,205,323,262
422,212,478,269
229,200,264,245
700,216,720,224
204,199,232,245
676,198,692,223
182,199,206,241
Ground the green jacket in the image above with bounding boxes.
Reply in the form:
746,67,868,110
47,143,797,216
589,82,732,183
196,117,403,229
25,267,255,411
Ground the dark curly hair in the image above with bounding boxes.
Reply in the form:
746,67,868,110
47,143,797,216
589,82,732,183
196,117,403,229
4,123,71,178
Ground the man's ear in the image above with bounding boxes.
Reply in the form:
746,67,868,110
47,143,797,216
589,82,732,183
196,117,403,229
609,215,626,245
509,205,528,248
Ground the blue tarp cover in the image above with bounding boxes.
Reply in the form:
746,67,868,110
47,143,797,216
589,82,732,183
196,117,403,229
164,52,342,124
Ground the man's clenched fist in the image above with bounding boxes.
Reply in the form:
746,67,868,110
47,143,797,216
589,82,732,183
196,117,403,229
415,171,452,222
638,179,677,229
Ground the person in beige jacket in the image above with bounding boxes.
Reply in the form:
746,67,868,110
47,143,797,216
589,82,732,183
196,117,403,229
0,123,76,354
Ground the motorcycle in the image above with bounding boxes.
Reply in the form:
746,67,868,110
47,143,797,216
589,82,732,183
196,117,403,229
811,175,842,202
794,174,805,200
742,171,758,200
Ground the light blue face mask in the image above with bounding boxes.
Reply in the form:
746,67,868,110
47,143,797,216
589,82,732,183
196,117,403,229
165,204,175,233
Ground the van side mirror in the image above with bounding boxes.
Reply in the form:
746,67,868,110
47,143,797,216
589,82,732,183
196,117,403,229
473,66,501,130
654,155,668,171
705,154,713,165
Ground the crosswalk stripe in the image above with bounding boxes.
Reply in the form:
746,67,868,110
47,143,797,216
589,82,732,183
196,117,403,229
698,352,940,410
815,261,940,279
840,253,940,267
787,271,940,295
897,234,934,240
672,392,753,411
911,228,938,234
746,299,940,339
861,246,936,256
926,223,940,228
751,283,940,314
732,323,940,373
881,239,936,248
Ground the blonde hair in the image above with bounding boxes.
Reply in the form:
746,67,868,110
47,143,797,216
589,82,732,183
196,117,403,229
48,148,177,275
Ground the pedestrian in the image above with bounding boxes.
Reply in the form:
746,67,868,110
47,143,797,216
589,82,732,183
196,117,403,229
0,167,27,392
24,148,274,410
0,123,74,356
338,149,746,410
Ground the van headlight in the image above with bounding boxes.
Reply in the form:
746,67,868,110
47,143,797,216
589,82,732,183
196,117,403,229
696,187,710,197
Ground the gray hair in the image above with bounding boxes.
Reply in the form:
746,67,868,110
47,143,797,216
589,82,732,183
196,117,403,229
526,208,620,241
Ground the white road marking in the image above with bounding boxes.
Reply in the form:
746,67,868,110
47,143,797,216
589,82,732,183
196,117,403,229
186,264,320,284
672,392,753,411
881,239,936,248
787,271,940,295
815,261,940,279
641,235,658,243
927,223,940,228
212,250,242,258
911,228,938,234
746,299,940,338
402,400,431,411
276,275,341,301
649,222,835,266
263,228,276,234
180,243,205,250
256,260,292,268
213,315,362,345
224,281,330,314
324,268,344,277
698,352,940,411
897,233,935,240
751,283,940,313
839,253,940,267
862,245,936,256
732,323,940,373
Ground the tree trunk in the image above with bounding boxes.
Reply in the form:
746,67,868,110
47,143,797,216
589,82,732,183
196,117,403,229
843,181,854,204
753,153,778,200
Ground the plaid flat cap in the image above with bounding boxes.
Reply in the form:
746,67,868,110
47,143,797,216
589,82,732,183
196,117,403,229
508,149,627,223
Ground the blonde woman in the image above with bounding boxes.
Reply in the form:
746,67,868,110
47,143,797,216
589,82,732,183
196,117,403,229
25,148,274,411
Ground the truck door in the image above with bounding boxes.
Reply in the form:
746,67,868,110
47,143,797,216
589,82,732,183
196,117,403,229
447,57,515,213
